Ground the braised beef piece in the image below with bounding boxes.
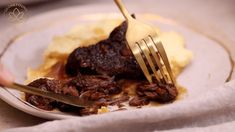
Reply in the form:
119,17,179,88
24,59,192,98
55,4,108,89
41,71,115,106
65,22,143,78
69,74,121,96
136,82,178,103
25,75,125,115
25,95,55,111
25,78,65,110
25,78,80,111
128,82,178,106
129,96,150,106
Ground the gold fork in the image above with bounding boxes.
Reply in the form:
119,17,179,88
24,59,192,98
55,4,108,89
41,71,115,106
114,0,176,85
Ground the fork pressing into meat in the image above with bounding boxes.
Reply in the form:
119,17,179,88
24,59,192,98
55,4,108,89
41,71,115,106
114,0,176,86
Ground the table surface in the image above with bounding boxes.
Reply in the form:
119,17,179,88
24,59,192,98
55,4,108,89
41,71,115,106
0,0,234,130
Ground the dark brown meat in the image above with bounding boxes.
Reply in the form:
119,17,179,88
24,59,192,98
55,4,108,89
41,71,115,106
136,82,178,103
25,75,124,115
65,22,143,78
25,78,79,111
68,74,121,96
129,96,150,106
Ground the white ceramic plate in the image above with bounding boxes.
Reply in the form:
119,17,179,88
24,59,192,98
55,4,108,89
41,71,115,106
0,5,233,119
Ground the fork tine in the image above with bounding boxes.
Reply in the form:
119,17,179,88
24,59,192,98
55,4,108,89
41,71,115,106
150,35,176,85
131,43,153,83
137,40,161,83
145,36,168,83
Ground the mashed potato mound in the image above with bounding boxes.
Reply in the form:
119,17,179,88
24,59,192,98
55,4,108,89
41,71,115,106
26,18,192,83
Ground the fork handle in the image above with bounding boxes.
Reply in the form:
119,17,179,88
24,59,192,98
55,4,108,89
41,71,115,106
114,0,133,20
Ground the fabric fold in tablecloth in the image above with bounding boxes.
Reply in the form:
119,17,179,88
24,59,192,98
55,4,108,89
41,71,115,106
6,80,235,132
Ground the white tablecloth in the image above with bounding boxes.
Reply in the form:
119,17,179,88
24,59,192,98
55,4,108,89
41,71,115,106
0,0,234,130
